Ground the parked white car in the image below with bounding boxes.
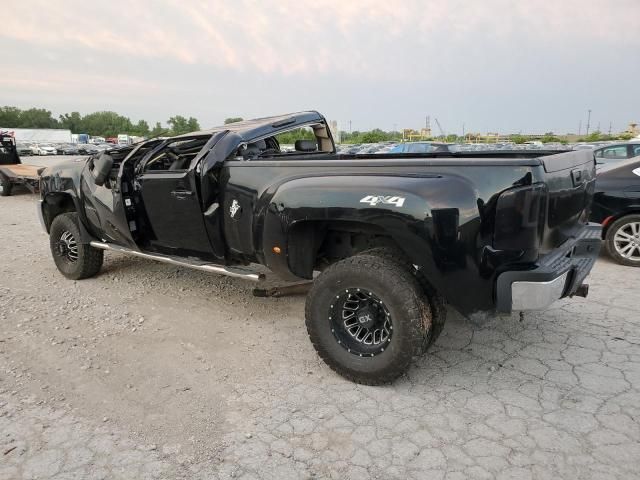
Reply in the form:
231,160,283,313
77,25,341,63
33,144,57,155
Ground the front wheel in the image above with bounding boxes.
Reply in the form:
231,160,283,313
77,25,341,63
605,214,640,267
49,213,104,279
305,254,432,385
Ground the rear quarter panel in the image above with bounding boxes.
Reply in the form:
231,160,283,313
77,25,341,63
220,159,544,314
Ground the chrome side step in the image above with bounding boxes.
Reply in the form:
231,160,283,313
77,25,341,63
89,241,265,282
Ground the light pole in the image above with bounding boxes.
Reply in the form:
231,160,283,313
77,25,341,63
586,110,591,136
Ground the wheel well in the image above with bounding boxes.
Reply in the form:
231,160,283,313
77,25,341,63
603,210,640,238
287,220,402,278
42,193,76,232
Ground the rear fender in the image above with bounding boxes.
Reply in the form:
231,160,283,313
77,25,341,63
260,174,479,293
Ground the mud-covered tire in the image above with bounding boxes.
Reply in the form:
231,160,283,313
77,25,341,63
49,213,104,279
0,175,12,197
605,214,640,267
305,254,431,385
361,247,447,350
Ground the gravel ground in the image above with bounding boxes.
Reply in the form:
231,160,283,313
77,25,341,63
1,169,639,479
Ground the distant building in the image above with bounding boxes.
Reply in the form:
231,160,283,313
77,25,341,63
0,128,72,144
625,122,639,136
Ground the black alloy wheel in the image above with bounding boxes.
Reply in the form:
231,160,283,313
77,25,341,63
330,288,393,357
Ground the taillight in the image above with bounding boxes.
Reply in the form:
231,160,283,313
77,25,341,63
493,184,545,250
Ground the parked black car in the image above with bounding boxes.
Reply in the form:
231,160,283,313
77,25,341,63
76,144,99,155
591,157,640,266
38,111,600,384
56,144,79,155
594,142,640,168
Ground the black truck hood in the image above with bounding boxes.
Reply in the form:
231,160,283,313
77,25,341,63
40,156,91,199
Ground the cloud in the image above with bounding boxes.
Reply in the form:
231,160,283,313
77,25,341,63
1,0,639,132
3,0,638,77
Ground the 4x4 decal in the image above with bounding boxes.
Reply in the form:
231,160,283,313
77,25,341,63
359,195,406,207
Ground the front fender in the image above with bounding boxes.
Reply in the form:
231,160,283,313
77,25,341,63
39,159,95,241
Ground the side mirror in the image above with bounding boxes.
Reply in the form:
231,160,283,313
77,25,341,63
93,153,114,186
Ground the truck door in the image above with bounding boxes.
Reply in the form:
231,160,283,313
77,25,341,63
134,138,219,260
80,152,138,249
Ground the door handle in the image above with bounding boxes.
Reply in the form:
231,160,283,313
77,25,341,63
171,189,194,198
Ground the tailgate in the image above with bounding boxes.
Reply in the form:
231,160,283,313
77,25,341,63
539,150,596,253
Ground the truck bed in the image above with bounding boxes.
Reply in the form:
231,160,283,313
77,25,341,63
0,164,43,180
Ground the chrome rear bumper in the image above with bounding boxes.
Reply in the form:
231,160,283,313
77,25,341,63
511,271,569,311
495,223,601,312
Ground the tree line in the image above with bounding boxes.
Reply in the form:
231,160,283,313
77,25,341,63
0,106,200,137
3,107,635,143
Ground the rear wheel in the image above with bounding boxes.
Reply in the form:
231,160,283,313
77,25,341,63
605,214,640,267
305,254,431,385
0,176,12,197
49,213,104,279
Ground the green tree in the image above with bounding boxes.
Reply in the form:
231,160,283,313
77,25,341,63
224,117,243,124
187,117,200,132
509,134,527,144
275,128,316,145
168,115,200,135
540,132,562,143
132,119,150,136
149,122,165,137
18,108,59,128
585,131,604,142
59,112,83,133
81,111,134,137
361,129,388,143
0,106,22,127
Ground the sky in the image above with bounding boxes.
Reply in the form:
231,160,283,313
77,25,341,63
1,0,639,134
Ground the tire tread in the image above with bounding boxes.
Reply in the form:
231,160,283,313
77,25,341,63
49,213,103,279
305,254,431,385
360,246,447,349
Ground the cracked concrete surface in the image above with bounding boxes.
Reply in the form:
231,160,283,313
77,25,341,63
1,184,639,479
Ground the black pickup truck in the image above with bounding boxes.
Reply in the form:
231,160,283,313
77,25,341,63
38,111,601,384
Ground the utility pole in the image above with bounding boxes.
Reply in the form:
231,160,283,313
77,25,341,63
349,120,352,134
462,123,465,137
434,118,445,138
578,120,582,136
586,109,591,136
608,122,612,136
